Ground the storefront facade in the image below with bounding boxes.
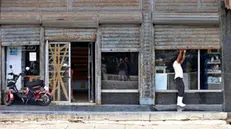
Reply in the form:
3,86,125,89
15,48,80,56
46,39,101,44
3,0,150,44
0,0,227,111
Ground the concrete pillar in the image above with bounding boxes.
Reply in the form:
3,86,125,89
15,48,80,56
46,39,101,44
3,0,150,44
220,1,231,112
95,28,101,104
40,27,45,80
0,0,1,105
139,0,154,105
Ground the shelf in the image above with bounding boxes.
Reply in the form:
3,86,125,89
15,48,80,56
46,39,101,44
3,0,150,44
207,52,220,55
207,82,222,84
207,62,221,65
207,71,221,74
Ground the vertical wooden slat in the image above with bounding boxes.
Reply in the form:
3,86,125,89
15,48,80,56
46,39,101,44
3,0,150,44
57,44,61,101
59,44,69,101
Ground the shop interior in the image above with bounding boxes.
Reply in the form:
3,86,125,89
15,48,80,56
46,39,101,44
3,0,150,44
70,42,95,103
5,45,40,90
155,49,222,91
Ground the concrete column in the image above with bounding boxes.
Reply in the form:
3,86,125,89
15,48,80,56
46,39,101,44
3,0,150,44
40,27,45,80
95,28,101,104
0,43,2,105
139,0,154,105
220,1,231,112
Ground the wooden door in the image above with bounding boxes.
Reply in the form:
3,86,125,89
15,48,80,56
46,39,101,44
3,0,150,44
47,42,71,102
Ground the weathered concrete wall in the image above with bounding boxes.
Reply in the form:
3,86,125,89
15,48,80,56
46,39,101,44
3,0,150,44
155,92,223,104
0,0,222,106
220,1,231,112
154,0,218,12
1,0,141,10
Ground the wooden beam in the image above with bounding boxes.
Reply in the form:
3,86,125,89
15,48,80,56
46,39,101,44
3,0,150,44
57,44,61,101
59,44,69,101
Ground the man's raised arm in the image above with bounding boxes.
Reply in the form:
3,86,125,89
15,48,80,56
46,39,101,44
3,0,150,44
180,50,186,64
176,50,182,63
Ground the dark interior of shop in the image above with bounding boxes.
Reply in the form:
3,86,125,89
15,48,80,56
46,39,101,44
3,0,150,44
101,52,139,76
23,45,40,85
71,42,90,103
24,45,40,75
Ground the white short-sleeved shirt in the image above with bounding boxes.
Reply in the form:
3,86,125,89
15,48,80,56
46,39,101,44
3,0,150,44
173,61,183,79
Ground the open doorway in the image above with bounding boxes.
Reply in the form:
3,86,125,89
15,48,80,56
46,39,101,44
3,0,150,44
71,42,95,103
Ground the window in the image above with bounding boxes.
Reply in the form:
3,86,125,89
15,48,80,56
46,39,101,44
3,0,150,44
101,52,138,79
155,49,222,91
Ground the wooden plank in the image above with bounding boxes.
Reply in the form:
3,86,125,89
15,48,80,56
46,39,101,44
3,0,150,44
57,44,61,101
49,43,69,101
50,44,57,96
59,44,69,101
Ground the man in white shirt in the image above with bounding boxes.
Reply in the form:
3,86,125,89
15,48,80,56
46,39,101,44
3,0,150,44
173,50,186,107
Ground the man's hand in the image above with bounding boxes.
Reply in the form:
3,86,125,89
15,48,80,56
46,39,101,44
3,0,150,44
183,50,186,54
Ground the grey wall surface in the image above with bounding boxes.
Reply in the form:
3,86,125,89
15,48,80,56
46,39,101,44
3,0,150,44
156,92,223,104
102,93,139,104
223,36,231,111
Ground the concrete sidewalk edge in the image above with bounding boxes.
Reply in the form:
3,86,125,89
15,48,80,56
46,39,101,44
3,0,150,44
0,112,228,122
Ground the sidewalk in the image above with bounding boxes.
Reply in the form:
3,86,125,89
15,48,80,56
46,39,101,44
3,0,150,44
0,105,230,129
1,120,231,129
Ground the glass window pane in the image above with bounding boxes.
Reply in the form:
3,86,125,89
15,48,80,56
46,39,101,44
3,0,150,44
155,50,198,90
101,52,139,90
200,49,222,90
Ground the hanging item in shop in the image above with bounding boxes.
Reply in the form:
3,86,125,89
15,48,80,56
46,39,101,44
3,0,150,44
29,52,37,61
9,47,18,55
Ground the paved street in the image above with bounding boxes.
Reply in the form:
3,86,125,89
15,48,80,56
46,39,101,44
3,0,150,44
1,121,231,129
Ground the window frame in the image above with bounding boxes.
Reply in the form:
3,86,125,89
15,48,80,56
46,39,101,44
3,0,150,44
155,49,223,92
